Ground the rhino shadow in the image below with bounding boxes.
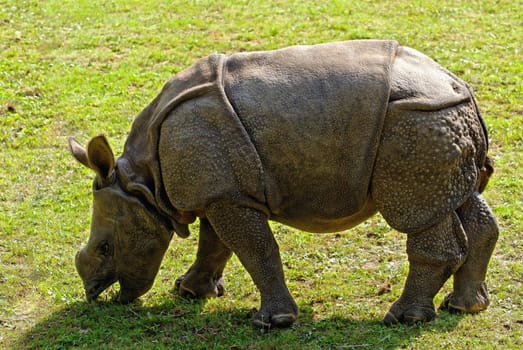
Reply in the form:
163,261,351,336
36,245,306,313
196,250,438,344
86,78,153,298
17,295,465,349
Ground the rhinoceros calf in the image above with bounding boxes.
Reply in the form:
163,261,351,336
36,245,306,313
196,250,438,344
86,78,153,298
69,40,498,328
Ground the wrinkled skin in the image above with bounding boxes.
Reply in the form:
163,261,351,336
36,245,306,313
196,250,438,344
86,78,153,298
70,136,174,303
69,40,498,329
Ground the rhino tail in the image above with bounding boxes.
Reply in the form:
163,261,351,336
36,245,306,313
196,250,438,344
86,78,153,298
478,156,494,194
465,83,493,194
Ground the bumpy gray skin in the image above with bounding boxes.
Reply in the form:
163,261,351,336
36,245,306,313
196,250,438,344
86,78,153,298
69,40,498,329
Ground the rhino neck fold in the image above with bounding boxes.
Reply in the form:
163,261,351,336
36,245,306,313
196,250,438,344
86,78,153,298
117,55,225,222
118,54,267,224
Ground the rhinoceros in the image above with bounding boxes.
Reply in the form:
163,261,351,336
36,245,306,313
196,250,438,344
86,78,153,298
69,40,498,328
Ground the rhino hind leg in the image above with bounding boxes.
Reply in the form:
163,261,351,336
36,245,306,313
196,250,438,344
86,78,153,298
205,202,298,329
175,218,232,298
384,212,468,325
440,193,499,313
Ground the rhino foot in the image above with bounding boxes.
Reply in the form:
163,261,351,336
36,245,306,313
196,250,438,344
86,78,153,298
253,312,297,329
440,281,490,313
251,295,299,329
175,273,226,298
383,301,436,326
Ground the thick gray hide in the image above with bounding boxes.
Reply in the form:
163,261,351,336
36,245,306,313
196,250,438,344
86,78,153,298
118,40,476,233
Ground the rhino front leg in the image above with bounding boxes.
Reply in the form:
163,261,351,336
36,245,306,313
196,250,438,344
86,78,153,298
176,218,233,298
205,202,298,329
441,193,499,313
384,212,468,325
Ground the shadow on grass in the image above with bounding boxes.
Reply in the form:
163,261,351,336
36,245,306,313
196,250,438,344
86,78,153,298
17,296,466,349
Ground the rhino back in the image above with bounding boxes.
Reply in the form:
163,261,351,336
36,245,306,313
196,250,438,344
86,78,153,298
223,40,397,230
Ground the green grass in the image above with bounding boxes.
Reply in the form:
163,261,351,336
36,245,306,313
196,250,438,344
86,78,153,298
1,0,522,348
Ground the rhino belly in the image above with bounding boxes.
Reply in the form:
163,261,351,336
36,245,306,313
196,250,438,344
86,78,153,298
271,197,377,233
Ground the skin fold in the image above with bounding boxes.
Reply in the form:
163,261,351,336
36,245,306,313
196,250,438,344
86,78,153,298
69,40,498,329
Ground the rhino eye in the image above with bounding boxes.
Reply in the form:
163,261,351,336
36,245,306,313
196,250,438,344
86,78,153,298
99,241,111,256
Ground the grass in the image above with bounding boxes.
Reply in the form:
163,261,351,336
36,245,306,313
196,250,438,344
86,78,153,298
1,0,522,348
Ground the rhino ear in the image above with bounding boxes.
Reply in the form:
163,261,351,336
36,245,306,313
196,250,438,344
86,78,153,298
68,137,91,169
68,135,115,184
86,135,115,183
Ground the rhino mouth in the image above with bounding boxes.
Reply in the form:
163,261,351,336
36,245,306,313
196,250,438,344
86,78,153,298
85,277,118,302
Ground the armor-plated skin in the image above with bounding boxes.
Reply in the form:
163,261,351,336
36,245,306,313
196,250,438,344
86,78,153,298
69,40,498,328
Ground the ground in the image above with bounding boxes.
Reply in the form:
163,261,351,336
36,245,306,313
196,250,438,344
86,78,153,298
1,0,522,348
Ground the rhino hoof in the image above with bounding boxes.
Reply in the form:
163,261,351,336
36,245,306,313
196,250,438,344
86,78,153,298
252,313,297,329
383,311,400,326
174,276,198,298
383,305,436,326
175,274,226,298
440,290,490,314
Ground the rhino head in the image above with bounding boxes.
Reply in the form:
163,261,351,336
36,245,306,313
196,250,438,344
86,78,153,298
68,135,177,303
